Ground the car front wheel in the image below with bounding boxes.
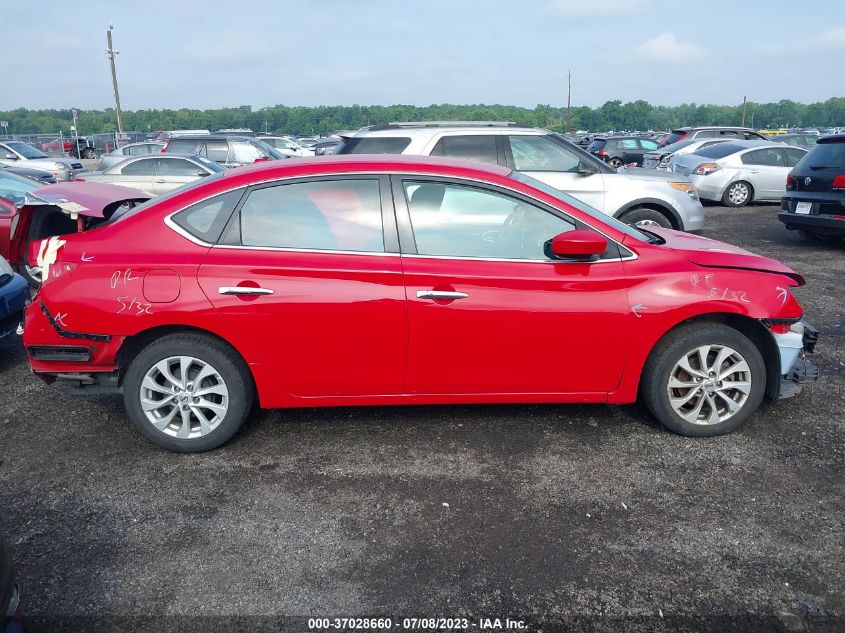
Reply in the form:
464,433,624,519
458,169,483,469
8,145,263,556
123,333,254,452
641,323,766,436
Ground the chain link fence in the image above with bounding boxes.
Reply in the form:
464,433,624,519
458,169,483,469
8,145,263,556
0,131,148,158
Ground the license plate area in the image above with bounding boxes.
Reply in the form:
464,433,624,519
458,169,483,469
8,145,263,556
795,201,813,214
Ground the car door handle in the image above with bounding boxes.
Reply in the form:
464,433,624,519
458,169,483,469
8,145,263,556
416,290,469,300
218,286,274,296
154,178,167,183
748,170,759,174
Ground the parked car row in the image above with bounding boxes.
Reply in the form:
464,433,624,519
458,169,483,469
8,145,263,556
0,140,85,181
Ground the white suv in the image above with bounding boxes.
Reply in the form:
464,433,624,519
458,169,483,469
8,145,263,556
338,123,704,232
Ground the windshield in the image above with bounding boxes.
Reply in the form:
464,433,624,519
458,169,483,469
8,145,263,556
693,143,744,159
110,171,226,223
509,171,651,242
6,141,48,159
0,170,41,205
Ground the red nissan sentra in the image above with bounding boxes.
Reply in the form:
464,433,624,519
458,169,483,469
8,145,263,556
21,155,818,452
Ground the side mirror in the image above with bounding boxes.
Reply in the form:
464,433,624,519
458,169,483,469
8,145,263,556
547,228,608,262
577,159,598,176
197,170,208,177
4,154,17,160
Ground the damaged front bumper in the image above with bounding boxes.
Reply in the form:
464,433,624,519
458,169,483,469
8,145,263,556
771,318,819,399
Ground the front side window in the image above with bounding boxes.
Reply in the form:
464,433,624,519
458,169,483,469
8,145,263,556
172,189,244,243
5,142,47,159
233,179,384,252
230,141,265,163
639,139,659,150
619,139,639,149
430,135,498,165
165,139,200,154
742,148,785,167
507,135,580,172
403,180,576,260
157,158,204,176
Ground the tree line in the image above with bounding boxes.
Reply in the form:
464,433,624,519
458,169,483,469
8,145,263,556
2,98,844,137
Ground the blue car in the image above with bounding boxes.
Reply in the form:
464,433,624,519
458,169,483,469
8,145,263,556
0,257,28,340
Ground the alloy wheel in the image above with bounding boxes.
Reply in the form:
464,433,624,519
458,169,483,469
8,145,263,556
139,355,229,439
25,264,43,283
727,183,750,205
666,344,752,425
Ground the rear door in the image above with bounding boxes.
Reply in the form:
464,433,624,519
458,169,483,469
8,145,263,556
197,175,407,399
618,139,641,164
741,148,790,199
504,134,607,211
393,175,629,396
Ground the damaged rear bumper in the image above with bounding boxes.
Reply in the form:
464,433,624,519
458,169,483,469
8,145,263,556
772,319,819,399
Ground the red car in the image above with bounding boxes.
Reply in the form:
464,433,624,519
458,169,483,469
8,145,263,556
21,155,818,452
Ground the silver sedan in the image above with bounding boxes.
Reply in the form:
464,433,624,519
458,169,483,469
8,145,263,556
668,140,807,207
82,154,223,196
95,141,166,171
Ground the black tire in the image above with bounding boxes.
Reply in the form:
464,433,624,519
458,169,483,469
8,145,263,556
608,157,624,168
722,181,753,207
619,207,674,229
81,147,96,159
123,333,254,452
641,323,766,437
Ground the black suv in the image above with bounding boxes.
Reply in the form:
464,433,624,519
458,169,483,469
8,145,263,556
660,127,769,146
162,135,284,168
586,136,661,168
778,134,845,239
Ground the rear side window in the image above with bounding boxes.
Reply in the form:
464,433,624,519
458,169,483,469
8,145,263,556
121,159,156,175
430,135,498,165
339,137,411,154
619,139,639,149
742,148,785,167
171,189,244,243
231,179,384,252
206,140,229,162
230,141,265,163
165,139,200,154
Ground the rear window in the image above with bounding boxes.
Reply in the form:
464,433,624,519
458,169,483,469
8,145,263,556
587,139,606,151
801,141,845,169
165,139,200,154
662,132,687,145
659,139,697,153
338,137,411,154
694,143,745,159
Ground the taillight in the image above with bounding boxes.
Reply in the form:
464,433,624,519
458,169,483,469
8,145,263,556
596,149,607,156
693,162,720,176
769,323,791,334
832,175,845,190
786,174,794,189
253,157,272,163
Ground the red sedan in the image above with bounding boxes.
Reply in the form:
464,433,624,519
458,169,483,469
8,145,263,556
21,155,818,452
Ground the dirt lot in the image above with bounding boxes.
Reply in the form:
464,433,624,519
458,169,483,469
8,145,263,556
0,203,843,633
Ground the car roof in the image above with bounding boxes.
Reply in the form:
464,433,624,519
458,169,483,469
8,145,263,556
220,153,513,179
166,135,253,141
343,124,548,139
817,134,845,144
673,126,754,132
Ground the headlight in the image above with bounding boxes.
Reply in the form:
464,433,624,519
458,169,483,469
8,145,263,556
0,256,14,277
53,162,70,171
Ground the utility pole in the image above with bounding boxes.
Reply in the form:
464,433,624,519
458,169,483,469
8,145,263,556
741,95,747,127
105,25,125,138
566,70,572,132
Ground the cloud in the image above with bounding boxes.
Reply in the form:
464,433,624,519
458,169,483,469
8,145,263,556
546,0,654,17
820,26,845,48
634,32,705,63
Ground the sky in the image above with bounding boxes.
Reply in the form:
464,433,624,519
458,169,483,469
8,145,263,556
3,0,843,111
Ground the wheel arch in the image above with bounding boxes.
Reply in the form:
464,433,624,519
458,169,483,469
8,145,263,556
115,324,261,397
637,312,781,401
614,198,683,230
725,179,756,203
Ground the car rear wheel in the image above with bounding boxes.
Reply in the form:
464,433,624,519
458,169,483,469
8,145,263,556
81,148,96,159
619,207,673,229
608,157,624,168
123,333,254,452
641,323,766,437
722,181,752,207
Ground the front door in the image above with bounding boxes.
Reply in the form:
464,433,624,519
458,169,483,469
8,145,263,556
394,176,630,397
198,176,407,398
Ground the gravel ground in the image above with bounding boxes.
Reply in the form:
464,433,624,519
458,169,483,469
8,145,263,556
0,203,843,633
